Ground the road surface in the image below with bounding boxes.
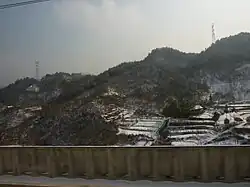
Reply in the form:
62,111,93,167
0,175,249,187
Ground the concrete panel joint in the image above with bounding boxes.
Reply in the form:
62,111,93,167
85,148,95,178
107,148,115,179
173,150,184,181
67,149,74,177
47,148,57,178
152,150,159,179
224,149,236,182
12,149,20,175
31,149,37,176
0,153,3,175
127,149,138,180
200,149,208,182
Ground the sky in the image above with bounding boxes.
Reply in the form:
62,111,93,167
1,0,250,86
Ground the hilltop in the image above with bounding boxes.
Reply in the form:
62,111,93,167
4,32,250,106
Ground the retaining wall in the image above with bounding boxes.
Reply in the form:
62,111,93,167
0,146,250,182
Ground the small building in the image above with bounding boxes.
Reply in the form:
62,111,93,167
26,84,40,93
190,105,204,115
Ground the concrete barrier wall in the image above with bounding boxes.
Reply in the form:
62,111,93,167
0,146,250,182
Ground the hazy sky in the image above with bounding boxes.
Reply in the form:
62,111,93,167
1,0,250,85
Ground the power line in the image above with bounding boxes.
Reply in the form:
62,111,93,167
0,0,52,10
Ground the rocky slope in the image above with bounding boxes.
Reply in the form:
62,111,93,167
0,102,118,145
186,32,250,101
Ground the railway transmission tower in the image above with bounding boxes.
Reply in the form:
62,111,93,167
35,60,40,81
212,23,216,44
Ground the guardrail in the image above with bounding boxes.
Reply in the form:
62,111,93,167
0,146,250,183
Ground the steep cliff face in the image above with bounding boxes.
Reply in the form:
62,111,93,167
204,64,250,101
206,66,250,101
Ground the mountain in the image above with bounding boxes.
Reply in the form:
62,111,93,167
188,32,250,74
53,32,250,110
4,33,250,109
144,47,196,68
0,72,92,106
0,77,38,105
185,32,250,101
4,33,250,107
1,32,250,145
